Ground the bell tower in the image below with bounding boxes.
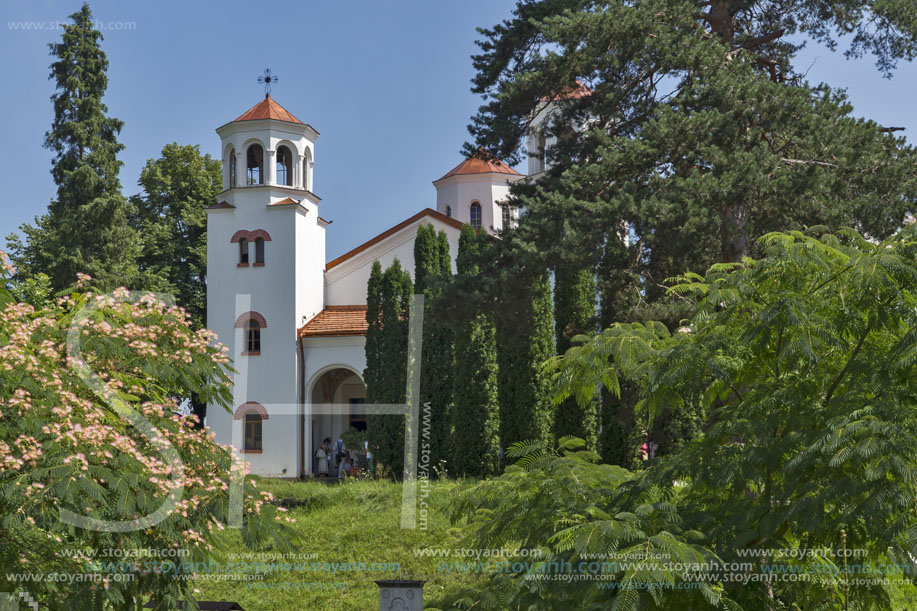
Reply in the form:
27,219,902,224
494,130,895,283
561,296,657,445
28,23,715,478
205,93,326,477
432,156,524,234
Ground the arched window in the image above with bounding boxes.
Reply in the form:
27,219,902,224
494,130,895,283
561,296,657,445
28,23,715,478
276,145,293,186
470,202,482,230
445,205,452,218
246,144,264,185
245,320,261,355
254,237,265,265
244,412,262,452
228,149,236,189
502,205,511,229
239,238,249,266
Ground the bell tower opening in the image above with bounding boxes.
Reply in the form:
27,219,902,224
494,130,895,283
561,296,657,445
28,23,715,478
276,145,293,186
246,144,264,185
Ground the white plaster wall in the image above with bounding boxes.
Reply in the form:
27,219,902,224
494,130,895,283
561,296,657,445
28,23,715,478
294,202,326,330
206,190,308,477
434,175,520,233
301,336,366,475
324,217,462,306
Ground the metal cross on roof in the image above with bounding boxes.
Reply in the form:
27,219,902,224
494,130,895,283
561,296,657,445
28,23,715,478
258,68,278,95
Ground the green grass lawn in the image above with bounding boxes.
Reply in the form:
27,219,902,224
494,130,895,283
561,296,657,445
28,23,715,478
194,477,479,610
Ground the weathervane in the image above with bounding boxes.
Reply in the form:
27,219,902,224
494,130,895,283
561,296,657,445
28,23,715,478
258,68,278,95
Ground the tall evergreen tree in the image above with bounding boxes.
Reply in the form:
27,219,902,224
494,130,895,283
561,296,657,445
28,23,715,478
466,0,917,321
465,0,917,464
414,224,454,472
7,3,139,291
364,259,413,477
449,226,501,477
495,268,555,449
553,264,598,447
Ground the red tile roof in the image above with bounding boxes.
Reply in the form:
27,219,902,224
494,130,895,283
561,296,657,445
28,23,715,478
540,80,592,102
326,208,464,271
268,197,299,206
233,94,304,124
298,306,368,338
435,156,522,182
205,201,235,210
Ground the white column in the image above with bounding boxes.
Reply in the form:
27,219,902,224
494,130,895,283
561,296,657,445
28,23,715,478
266,149,276,185
235,150,246,187
296,154,305,189
305,154,313,192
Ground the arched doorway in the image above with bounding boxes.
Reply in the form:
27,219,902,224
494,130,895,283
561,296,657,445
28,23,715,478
309,367,366,476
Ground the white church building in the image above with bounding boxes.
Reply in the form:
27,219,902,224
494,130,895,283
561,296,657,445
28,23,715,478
205,93,566,477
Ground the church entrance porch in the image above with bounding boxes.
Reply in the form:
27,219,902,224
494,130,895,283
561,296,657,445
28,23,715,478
308,367,366,478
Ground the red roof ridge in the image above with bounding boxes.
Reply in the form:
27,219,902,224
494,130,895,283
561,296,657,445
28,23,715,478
233,94,304,125
205,201,235,210
298,306,368,338
326,208,463,271
434,156,521,183
539,80,592,102
268,196,299,206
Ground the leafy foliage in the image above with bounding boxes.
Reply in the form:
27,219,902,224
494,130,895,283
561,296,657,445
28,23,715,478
553,264,598,448
548,227,917,608
0,263,299,610
462,0,917,472
444,438,733,610
129,143,221,330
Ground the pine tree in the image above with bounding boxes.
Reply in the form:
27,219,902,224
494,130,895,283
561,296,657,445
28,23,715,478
450,226,500,477
466,0,917,465
553,264,598,448
414,225,454,473
7,3,138,291
364,259,413,478
467,0,917,318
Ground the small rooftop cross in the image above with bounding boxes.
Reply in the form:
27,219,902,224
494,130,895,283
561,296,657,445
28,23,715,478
258,68,278,95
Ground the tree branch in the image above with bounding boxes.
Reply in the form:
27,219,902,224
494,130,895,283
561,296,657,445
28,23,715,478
781,158,839,169
823,324,871,407
738,29,786,51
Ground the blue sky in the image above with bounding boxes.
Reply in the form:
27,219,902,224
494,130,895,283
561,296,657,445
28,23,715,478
2,1,916,259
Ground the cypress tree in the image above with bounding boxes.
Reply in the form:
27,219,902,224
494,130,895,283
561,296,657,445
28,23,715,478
495,269,555,449
414,225,454,473
364,262,385,472
437,230,451,275
449,226,500,477
364,259,412,478
8,3,138,291
553,264,598,449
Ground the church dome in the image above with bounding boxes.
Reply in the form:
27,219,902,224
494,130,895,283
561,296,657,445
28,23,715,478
434,156,521,183
232,94,304,125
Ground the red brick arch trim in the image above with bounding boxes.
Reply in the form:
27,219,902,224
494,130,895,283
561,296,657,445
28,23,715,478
234,311,267,328
230,229,273,243
234,402,269,420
